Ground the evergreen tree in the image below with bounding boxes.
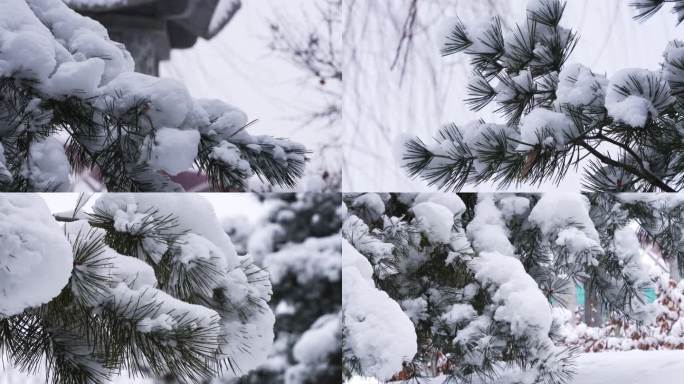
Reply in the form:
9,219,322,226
402,0,684,192
343,192,656,383
232,193,342,384
0,0,307,192
0,194,274,384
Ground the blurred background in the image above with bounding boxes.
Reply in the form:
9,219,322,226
342,0,680,192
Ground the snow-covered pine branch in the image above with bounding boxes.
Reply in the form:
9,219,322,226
342,192,663,383
0,194,274,383
403,0,684,192
0,0,307,192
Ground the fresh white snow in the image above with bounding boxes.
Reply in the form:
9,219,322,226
347,350,684,384
0,195,73,316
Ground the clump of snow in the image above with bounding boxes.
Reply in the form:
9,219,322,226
497,195,530,220
440,303,476,326
45,58,105,98
0,0,134,85
94,194,240,269
529,193,596,238
518,107,576,149
209,141,253,176
470,251,552,339
342,215,396,278
467,195,515,256
529,193,601,263
402,297,429,323
605,68,674,128
607,95,658,128
411,201,455,244
22,137,71,191
352,193,386,221
343,239,417,379
291,313,341,366
413,193,466,217
97,72,193,129
263,234,341,284
0,195,73,316
145,128,200,176
555,63,607,109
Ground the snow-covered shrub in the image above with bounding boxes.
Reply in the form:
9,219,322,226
403,0,684,192
0,0,307,192
0,194,274,383
556,273,684,352
343,192,658,383
232,193,342,384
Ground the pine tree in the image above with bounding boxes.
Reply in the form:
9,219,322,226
343,192,655,383
232,193,343,384
0,0,307,193
0,193,274,384
402,0,684,192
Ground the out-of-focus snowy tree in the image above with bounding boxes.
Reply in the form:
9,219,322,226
342,192,662,383
0,0,307,192
403,0,684,192
225,193,342,384
0,193,274,384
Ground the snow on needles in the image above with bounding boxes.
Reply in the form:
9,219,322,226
0,0,306,189
342,239,418,380
91,194,275,374
470,251,552,339
0,195,73,316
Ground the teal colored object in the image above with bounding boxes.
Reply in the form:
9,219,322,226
576,284,585,306
574,285,656,305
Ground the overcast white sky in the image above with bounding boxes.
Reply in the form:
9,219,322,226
40,193,265,223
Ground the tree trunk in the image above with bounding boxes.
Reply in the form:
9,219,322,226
584,287,602,327
668,256,681,281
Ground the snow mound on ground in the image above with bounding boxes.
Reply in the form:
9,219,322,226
343,239,417,379
348,350,684,383
0,195,73,316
